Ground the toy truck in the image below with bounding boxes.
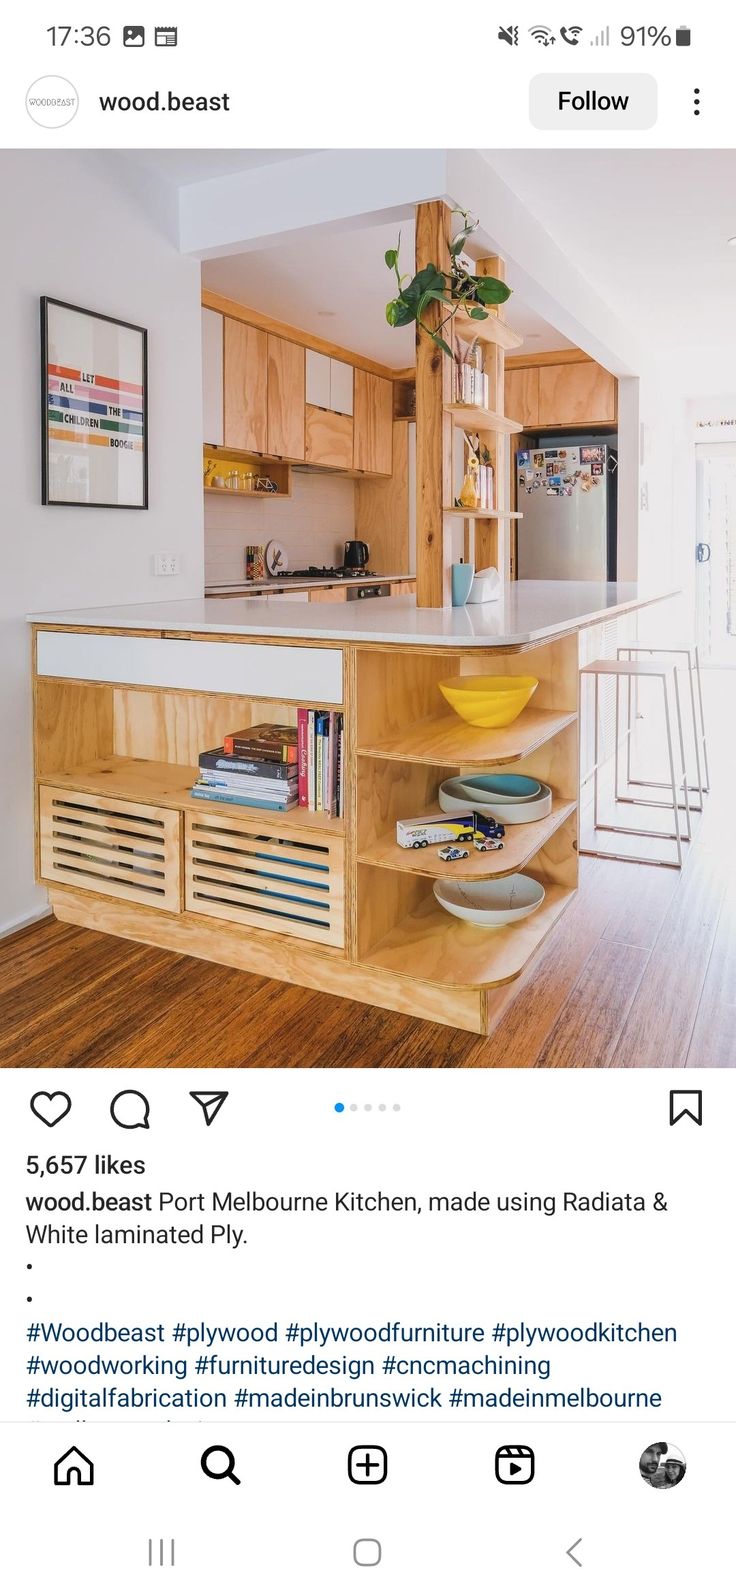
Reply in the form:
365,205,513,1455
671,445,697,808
396,812,505,850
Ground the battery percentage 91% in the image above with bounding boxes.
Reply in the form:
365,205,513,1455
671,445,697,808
622,25,671,44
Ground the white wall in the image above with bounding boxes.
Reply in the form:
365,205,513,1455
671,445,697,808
205,472,356,585
0,151,204,935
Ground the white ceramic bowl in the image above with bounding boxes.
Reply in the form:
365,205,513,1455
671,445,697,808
438,776,553,825
455,773,542,803
434,874,546,928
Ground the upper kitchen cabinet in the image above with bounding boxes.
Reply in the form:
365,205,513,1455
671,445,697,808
201,308,224,446
267,335,305,461
353,370,393,476
223,318,268,454
306,351,354,416
505,365,540,430
537,360,617,427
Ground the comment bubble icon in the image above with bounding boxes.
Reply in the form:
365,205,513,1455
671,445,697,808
110,1090,150,1130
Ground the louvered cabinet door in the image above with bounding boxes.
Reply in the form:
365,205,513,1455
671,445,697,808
39,786,181,913
185,811,344,948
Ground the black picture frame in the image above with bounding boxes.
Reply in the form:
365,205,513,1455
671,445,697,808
41,296,149,509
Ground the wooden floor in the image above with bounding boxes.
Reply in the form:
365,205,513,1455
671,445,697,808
1,676,733,1070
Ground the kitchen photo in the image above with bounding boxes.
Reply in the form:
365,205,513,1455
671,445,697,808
1,147,733,1069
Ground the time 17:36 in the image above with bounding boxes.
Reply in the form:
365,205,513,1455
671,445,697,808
47,26,111,45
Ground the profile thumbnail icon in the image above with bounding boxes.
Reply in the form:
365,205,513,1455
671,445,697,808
639,1441,687,1489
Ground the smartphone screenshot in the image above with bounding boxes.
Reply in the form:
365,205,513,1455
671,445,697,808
0,3,733,1589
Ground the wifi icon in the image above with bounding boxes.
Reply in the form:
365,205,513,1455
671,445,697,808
529,25,556,45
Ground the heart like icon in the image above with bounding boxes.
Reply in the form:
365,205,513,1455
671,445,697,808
30,1091,72,1128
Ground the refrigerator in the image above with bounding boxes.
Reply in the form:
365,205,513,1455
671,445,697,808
516,443,617,580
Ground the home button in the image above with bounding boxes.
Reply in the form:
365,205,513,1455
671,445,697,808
54,1445,94,1486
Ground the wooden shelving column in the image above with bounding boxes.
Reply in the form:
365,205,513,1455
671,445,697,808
414,209,524,608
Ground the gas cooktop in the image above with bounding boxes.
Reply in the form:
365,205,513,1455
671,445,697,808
285,566,377,580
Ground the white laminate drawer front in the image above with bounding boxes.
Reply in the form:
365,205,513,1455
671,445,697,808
305,349,331,409
36,632,344,704
330,358,354,416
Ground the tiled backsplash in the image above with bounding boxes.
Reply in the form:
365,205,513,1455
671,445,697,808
204,470,356,585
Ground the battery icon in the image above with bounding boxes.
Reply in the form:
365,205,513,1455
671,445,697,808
676,25,691,45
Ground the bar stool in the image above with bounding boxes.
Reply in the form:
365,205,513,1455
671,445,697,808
579,657,692,869
616,643,710,812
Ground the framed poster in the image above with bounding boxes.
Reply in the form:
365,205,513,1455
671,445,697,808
41,296,148,508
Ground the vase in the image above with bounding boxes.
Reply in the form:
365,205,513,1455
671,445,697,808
451,562,475,607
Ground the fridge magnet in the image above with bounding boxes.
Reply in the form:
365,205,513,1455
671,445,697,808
41,297,148,508
591,461,604,477
546,462,556,476
544,449,558,458
518,450,530,466
580,446,604,465
533,452,544,468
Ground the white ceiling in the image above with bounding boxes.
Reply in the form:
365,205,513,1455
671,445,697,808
201,217,572,368
485,150,736,350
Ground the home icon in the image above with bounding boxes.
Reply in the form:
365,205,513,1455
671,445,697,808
54,1446,94,1486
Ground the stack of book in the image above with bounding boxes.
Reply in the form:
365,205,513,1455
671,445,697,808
297,708,344,818
190,723,298,812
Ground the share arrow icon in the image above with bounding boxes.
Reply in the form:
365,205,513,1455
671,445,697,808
189,1090,229,1126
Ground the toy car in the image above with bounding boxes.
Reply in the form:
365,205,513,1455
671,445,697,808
473,835,504,852
438,844,469,862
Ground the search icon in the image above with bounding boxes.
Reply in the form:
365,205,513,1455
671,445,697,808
201,1445,241,1485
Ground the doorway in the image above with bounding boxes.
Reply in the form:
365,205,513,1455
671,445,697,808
695,443,736,667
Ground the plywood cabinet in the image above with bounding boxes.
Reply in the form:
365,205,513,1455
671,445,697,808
306,351,354,416
353,370,393,476
305,404,354,470
505,365,539,429
223,319,268,454
267,336,305,461
538,361,617,427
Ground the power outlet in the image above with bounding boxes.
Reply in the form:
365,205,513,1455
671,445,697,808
154,554,181,577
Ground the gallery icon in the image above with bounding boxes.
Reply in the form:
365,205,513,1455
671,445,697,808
154,25,178,46
54,1446,94,1486
495,1444,535,1484
30,1091,71,1127
122,25,145,46
190,1090,228,1126
348,1445,388,1485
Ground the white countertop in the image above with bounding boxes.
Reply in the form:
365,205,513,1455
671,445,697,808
29,582,676,647
204,572,413,595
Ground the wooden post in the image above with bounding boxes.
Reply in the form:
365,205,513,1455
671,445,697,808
415,202,453,608
476,254,511,581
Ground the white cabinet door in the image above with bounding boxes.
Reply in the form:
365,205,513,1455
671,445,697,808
330,358,354,416
201,308,224,446
306,349,331,409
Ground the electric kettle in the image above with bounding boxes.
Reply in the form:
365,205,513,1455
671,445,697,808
344,540,370,570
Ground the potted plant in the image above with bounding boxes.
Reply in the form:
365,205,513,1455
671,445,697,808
385,211,512,357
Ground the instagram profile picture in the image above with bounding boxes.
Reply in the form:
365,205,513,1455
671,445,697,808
26,77,79,129
639,1442,687,1489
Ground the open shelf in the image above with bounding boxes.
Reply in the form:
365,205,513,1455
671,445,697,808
360,879,574,989
357,709,577,768
38,757,344,833
444,506,522,520
204,485,289,499
445,403,522,434
451,309,524,351
357,798,577,880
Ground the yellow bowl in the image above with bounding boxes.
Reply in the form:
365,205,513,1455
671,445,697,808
438,674,539,728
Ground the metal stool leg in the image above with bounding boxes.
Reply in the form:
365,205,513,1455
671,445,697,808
694,644,711,792
685,651,705,811
662,675,684,869
673,670,692,841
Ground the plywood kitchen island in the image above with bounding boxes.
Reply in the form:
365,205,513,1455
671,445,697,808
28,584,672,1035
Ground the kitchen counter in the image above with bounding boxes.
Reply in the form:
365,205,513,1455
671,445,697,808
204,573,415,596
29,579,675,1036
29,582,675,647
